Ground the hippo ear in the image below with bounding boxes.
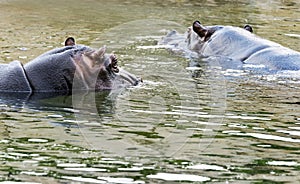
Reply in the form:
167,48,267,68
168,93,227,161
244,25,253,33
90,46,106,58
192,20,208,38
95,46,106,57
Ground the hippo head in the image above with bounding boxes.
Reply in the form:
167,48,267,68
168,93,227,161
187,20,254,53
186,21,222,52
72,46,140,91
24,45,140,93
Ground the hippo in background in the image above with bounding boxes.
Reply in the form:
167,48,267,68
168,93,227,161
0,40,140,97
190,20,300,71
159,20,300,72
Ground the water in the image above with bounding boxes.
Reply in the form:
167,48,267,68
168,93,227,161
0,0,300,183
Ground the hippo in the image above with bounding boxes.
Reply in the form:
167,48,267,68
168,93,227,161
0,44,140,96
189,20,300,71
160,20,300,71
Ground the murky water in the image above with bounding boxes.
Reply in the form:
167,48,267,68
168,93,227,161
0,0,300,183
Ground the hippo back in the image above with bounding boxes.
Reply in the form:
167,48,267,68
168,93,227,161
200,26,278,60
24,45,92,92
0,60,32,92
196,26,300,71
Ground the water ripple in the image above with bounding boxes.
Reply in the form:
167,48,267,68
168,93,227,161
227,132,300,143
146,173,210,182
186,163,227,171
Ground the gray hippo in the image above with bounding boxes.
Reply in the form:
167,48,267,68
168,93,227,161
160,20,300,71
0,44,140,95
189,20,300,71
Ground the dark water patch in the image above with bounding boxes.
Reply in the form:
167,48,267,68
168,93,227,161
253,180,285,184
233,166,286,175
202,154,233,159
119,130,164,139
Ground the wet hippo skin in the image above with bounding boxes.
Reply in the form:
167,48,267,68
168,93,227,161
188,20,300,71
0,61,32,92
0,45,140,94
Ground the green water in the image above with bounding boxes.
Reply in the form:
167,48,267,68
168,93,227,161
0,0,300,183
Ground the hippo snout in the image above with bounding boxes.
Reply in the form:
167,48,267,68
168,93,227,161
117,68,141,86
105,54,141,86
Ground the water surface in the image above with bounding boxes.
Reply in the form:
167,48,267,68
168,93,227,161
0,0,300,183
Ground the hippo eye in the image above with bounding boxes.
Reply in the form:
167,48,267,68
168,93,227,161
204,30,214,41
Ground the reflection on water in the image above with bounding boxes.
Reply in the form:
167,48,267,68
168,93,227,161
0,0,300,183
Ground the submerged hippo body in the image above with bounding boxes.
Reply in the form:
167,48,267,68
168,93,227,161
160,21,300,71
0,45,139,95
